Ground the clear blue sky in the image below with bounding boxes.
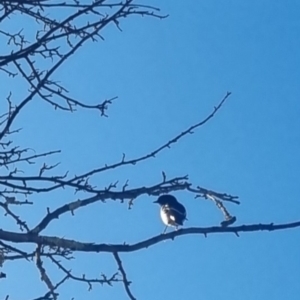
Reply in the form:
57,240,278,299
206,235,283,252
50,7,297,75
1,1,300,299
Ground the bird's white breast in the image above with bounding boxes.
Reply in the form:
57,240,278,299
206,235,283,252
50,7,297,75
160,206,174,226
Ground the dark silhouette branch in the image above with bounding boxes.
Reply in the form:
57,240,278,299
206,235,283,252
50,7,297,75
35,244,57,300
1,221,300,254
0,202,30,231
49,256,121,289
113,252,136,300
56,92,232,183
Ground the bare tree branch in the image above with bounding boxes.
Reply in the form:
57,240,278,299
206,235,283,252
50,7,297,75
113,252,136,300
50,255,121,289
35,244,57,300
1,221,300,254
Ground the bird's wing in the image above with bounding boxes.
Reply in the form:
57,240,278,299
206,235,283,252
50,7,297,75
165,205,187,225
173,202,187,219
170,207,186,218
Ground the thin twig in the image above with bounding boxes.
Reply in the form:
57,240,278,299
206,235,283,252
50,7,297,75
35,244,57,300
113,252,136,300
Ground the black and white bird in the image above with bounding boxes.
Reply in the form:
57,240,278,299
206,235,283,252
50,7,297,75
153,194,187,233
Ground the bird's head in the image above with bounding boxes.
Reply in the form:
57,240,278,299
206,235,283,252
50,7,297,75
153,194,177,206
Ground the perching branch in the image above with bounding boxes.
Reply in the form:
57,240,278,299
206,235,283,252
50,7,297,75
1,221,300,254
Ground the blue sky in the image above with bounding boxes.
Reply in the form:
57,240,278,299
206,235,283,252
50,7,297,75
1,1,300,299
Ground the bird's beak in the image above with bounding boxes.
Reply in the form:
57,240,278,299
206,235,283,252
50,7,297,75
153,200,158,203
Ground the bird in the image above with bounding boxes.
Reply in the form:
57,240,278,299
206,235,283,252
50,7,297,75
153,194,187,233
